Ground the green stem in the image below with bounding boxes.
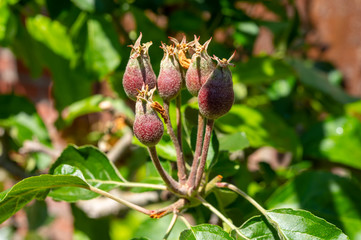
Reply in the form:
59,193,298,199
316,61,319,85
197,196,250,240
177,213,192,229
89,185,152,215
163,100,187,185
194,119,214,191
187,113,205,188
86,179,167,190
163,213,178,240
216,182,288,240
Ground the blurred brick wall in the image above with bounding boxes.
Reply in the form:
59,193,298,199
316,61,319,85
299,0,361,96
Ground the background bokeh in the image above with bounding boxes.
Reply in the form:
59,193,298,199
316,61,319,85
1,0,361,239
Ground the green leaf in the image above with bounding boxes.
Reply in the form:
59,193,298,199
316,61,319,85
62,94,104,126
72,205,111,240
62,94,134,126
289,59,357,104
233,56,294,85
0,175,89,223
301,116,361,169
12,15,92,111
179,224,234,240
0,95,50,145
25,200,48,230
26,15,75,60
217,105,301,156
267,171,361,239
238,208,349,240
218,132,250,152
0,95,52,169
71,0,116,13
49,145,122,201
133,214,187,240
83,16,121,79
0,2,17,45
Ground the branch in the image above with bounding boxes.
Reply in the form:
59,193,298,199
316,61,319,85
150,198,188,219
187,113,205,188
89,185,153,215
148,146,185,195
86,179,167,190
197,196,250,240
77,190,159,218
163,100,187,185
216,182,288,240
194,119,214,191
19,140,61,159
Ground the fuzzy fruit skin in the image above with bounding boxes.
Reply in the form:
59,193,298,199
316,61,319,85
157,55,182,100
123,55,156,101
198,67,234,119
133,100,164,147
186,53,215,96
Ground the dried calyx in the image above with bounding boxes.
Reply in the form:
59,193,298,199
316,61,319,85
157,43,182,100
185,36,215,96
123,33,157,101
198,51,236,119
169,35,195,69
133,85,164,147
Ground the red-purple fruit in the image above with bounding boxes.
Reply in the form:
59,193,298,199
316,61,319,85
133,87,164,147
198,52,235,119
123,33,157,101
185,36,215,96
157,43,182,100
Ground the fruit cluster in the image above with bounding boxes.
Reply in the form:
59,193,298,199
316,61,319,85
122,33,235,197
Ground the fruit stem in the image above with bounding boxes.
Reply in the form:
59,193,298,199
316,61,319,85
216,182,288,240
177,213,192,229
197,195,250,240
176,93,183,152
194,119,214,191
187,113,205,188
162,212,178,240
147,146,182,194
163,100,187,185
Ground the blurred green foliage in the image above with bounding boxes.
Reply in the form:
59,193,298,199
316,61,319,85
1,0,361,239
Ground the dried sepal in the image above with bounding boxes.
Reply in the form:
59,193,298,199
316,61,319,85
211,50,236,68
169,35,195,69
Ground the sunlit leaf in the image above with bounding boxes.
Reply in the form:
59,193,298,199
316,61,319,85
26,15,75,59
289,59,357,104
217,105,301,157
302,116,361,169
267,171,361,239
0,175,89,223
233,56,294,85
218,132,249,152
237,208,349,240
49,145,122,201
180,224,234,240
